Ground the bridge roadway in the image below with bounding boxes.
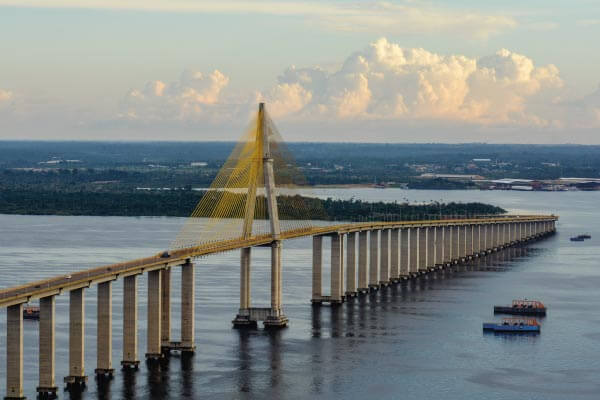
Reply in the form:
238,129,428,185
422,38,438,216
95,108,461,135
0,215,554,308
1,214,558,399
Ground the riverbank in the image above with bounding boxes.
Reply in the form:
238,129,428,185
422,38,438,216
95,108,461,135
0,188,504,219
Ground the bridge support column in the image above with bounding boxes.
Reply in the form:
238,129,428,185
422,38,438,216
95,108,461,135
121,274,139,369
330,234,344,303
380,229,390,285
459,225,467,260
474,225,481,254
65,288,87,388
6,303,24,400
160,268,171,349
146,270,162,359
425,227,435,270
390,229,399,281
409,228,418,275
311,236,323,303
488,224,494,251
358,231,369,292
519,222,527,242
451,226,459,262
37,296,57,397
346,232,357,295
481,225,487,252
466,225,473,258
233,248,256,326
369,230,380,289
95,281,113,377
399,228,409,278
443,226,451,264
265,241,288,328
418,227,427,272
435,227,443,267
496,224,502,247
180,261,195,351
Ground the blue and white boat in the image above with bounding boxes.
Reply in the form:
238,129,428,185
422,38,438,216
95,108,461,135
483,317,540,333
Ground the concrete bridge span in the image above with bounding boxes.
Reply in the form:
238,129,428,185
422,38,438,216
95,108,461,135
0,215,557,399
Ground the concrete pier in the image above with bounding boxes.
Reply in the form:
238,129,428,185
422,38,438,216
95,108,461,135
6,304,24,400
358,231,369,292
121,274,139,369
311,236,323,302
264,241,288,327
65,288,87,387
330,234,344,303
146,269,162,359
346,232,357,295
369,230,380,289
443,226,451,264
37,296,57,396
380,229,390,284
95,281,113,377
418,227,427,272
451,226,459,262
409,228,418,275
160,268,171,349
426,227,435,270
180,261,195,350
389,229,399,281
399,228,409,277
466,225,473,257
233,248,255,326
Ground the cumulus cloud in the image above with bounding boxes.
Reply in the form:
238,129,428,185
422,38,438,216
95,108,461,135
260,38,563,127
0,89,12,102
120,69,229,122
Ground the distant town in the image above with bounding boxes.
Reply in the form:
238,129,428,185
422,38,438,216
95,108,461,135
2,141,600,192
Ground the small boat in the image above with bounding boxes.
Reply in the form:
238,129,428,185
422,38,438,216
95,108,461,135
580,234,592,239
483,317,540,333
23,305,40,320
494,299,546,316
570,236,585,241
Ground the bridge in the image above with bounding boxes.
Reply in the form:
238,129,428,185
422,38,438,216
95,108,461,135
0,103,557,399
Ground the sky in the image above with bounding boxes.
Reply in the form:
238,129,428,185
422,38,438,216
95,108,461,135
0,0,599,143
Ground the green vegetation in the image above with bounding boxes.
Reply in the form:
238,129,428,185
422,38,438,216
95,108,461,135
0,188,505,220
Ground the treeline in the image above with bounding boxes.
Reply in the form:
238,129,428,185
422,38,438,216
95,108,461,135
0,188,505,220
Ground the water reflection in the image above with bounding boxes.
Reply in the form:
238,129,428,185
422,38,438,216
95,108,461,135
95,374,113,400
121,368,137,400
236,330,252,393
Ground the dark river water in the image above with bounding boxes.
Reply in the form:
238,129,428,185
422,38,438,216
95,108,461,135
1,189,599,399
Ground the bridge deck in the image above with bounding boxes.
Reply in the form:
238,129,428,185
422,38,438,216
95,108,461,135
0,215,557,308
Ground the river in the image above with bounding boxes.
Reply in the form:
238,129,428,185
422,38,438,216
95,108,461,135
0,189,599,399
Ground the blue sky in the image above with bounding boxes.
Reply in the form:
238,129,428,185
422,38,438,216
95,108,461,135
0,0,599,142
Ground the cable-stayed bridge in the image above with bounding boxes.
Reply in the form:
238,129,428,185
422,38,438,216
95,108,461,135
0,103,558,399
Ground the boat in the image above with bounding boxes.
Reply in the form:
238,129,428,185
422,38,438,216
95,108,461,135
571,234,591,241
494,299,546,316
483,317,540,333
23,305,40,320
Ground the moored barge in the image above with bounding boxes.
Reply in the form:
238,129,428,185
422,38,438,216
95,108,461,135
494,299,546,316
483,317,540,333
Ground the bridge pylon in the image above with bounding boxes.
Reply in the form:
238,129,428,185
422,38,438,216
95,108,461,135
233,103,287,328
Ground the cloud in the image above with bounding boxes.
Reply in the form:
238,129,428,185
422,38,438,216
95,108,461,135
0,89,12,102
577,19,600,27
0,0,517,38
120,69,229,122
263,38,563,126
